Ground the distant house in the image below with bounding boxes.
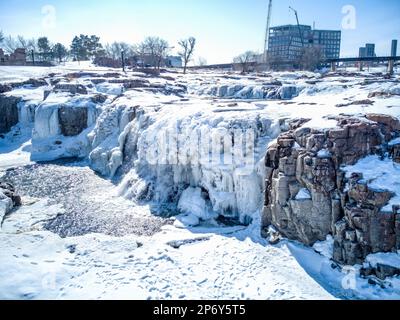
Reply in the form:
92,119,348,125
165,56,182,68
0,48,27,65
137,55,182,68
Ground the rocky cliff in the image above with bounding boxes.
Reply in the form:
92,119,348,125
262,114,400,276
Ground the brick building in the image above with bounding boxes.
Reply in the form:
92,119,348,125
0,48,27,65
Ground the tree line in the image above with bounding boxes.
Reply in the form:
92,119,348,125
0,30,198,73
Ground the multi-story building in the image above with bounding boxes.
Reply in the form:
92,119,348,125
359,47,367,58
359,43,376,57
267,24,341,64
365,43,375,57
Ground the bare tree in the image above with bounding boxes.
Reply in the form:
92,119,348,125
233,51,258,73
2,35,18,54
178,37,196,74
136,42,147,68
16,35,37,52
104,42,136,60
298,46,324,71
0,30,4,44
142,36,169,70
17,35,28,49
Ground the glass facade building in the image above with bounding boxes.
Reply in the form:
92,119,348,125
359,43,376,58
268,24,341,62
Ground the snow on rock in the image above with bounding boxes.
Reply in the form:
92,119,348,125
366,252,400,269
342,155,400,212
389,137,400,146
95,82,124,96
313,235,334,259
317,149,332,158
295,188,312,200
0,183,21,225
1,199,65,234
0,191,13,223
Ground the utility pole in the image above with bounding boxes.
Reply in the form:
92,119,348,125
289,6,304,47
263,0,273,64
121,49,125,72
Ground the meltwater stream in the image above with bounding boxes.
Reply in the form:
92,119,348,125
2,160,172,237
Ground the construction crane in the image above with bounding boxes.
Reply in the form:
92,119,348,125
289,6,304,47
263,0,273,63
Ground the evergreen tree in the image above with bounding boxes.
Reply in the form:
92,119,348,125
52,43,68,63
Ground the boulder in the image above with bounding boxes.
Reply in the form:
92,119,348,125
54,83,88,95
10,78,48,89
0,84,12,93
0,182,21,223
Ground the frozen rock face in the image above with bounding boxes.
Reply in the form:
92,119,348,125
262,114,400,268
0,95,20,134
58,106,88,136
88,103,137,177
31,99,98,161
333,179,399,265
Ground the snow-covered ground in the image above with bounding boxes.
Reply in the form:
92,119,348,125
0,62,115,84
1,63,400,300
1,190,399,300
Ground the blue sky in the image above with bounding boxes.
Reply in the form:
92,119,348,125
0,0,399,63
